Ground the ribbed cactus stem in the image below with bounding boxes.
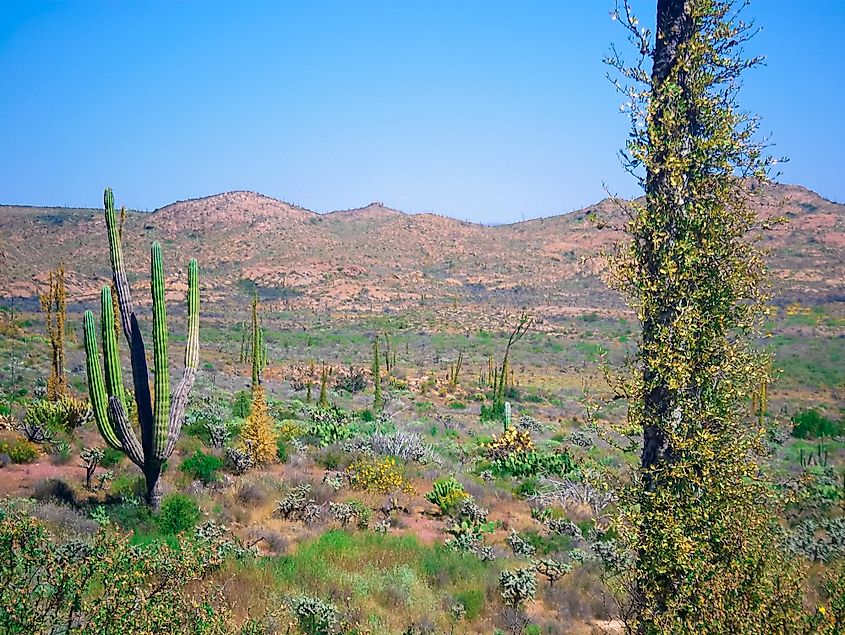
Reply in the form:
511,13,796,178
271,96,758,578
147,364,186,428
150,243,170,458
83,310,121,450
185,259,199,370
99,286,126,415
104,188,134,340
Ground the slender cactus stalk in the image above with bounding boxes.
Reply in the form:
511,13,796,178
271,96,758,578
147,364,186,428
39,265,68,399
372,336,384,413
83,187,200,509
251,292,261,387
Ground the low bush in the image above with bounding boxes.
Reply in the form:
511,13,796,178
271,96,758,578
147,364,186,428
180,450,224,485
0,505,252,634
156,493,201,534
792,409,843,439
276,438,289,463
0,438,39,463
231,391,252,418
100,446,125,467
345,457,414,495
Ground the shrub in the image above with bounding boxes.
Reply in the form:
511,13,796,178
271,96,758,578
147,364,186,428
156,493,201,534
334,366,366,393
0,505,250,634
305,405,356,446
480,401,506,423
180,450,224,485
276,438,290,463
111,474,145,500
454,589,484,620
345,457,414,495
288,595,339,635
791,409,843,439
0,438,39,463
425,477,469,516
231,390,252,418
366,431,437,464
277,419,306,440
100,446,125,467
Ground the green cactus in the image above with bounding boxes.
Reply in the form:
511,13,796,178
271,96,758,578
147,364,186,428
83,187,200,509
251,291,262,387
372,335,383,413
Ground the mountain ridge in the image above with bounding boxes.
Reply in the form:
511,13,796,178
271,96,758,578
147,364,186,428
1,183,843,323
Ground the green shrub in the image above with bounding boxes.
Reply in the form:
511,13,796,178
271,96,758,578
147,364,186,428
0,438,39,463
791,409,843,439
156,493,201,534
454,588,484,620
232,390,252,418
111,474,145,499
179,450,224,485
359,409,375,422
276,438,289,463
0,505,248,633
100,446,125,467
515,477,540,497
480,401,506,423
448,401,466,410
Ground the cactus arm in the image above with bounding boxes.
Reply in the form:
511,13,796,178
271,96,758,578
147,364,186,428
129,312,155,457
164,259,199,458
150,242,171,458
107,397,144,467
99,286,127,413
104,188,134,343
83,310,122,450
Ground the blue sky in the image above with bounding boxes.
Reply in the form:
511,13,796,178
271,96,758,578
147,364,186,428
1,1,842,224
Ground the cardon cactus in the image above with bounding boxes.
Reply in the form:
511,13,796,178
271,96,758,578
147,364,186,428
83,188,199,508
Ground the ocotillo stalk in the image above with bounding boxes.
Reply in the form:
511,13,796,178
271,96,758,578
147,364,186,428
83,187,199,509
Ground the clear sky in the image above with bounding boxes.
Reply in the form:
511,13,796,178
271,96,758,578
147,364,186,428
1,1,842,224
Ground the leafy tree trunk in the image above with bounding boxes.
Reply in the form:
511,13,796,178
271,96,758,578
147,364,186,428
607,2,805,632
639,0,692,494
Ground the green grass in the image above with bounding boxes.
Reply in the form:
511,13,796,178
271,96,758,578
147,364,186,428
262,530,498,623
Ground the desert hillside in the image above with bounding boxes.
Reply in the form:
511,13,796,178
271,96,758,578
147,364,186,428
1,183,843,319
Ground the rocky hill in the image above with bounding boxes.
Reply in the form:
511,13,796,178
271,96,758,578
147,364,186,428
1,184,842,321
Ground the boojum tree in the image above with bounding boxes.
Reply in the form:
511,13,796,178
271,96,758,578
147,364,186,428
605,1,804,631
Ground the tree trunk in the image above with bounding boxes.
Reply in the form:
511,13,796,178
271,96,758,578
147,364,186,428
637,1,694,630
144,465,163,510
641,0,693,488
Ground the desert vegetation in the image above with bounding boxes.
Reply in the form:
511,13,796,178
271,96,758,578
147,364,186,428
1,1,844,634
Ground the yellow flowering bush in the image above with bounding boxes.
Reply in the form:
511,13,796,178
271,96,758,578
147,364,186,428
345,456,414,495
276,419,306,441
484,427,534,461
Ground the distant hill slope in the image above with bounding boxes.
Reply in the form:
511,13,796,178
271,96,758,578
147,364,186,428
1,184,843,318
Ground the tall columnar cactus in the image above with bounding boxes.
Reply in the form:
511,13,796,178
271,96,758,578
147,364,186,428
39,264,68,400
83,188,200,509
372,335,384,413
251,291,262,387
